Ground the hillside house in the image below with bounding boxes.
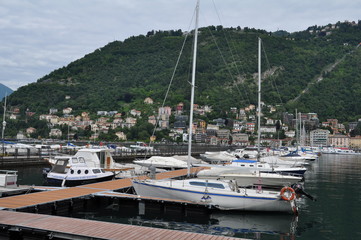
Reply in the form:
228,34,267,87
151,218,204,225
63,107,72,115
49,129,62,138
144,97,154,104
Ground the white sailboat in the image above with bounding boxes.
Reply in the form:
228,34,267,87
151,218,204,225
132,1,298,214
132,178,297,213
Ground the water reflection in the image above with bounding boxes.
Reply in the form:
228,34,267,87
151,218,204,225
72,201,298,239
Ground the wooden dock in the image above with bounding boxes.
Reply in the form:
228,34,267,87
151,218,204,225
0,167,243,240
0,167,205,210
0,211,243,240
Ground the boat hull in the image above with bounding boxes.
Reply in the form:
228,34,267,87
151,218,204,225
46,173,114,187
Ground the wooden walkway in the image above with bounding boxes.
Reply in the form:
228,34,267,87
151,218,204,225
0,211,243,240
0,167,205,210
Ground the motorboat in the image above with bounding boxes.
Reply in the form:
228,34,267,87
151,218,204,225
132,178,298,214
197,168,303,188
45,156,115,187
320,146,361,155
129,142,155,152
194,159,307,176
334,148,361,155
45,148,139,178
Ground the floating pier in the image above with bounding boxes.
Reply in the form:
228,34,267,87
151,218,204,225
0,211,242,240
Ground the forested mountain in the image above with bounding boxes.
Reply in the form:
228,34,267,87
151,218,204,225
6,21,361,122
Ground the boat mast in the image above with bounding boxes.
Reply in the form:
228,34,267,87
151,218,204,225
187,0,200,177
2,95,7,156
257,37,261,161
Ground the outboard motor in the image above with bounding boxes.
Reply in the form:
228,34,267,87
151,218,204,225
291,183,317,201
42,167,51,178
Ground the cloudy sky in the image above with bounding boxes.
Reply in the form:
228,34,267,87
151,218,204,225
0,0,359,91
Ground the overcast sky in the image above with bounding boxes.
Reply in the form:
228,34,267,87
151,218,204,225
0,0,360,91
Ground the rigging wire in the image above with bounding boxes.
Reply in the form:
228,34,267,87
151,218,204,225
210,0,251,106
148,3,197,153
261,41,284,105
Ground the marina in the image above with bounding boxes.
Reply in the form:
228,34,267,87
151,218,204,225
0,153,359,239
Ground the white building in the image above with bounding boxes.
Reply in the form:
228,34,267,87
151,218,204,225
310,129,330,147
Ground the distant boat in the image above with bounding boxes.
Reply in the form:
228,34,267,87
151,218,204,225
197,168,303,188
129,142,155,152
133,155,207,170
194,158,307,176
321,146,361,155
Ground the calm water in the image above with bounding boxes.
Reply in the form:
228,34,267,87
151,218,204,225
7,154,361,240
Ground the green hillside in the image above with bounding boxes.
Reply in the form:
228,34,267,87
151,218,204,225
6,21,361,122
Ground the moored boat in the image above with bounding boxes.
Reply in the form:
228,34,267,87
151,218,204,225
132,178,298,213
45,156,115,187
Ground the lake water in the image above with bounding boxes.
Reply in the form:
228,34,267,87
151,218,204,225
8,154,361,240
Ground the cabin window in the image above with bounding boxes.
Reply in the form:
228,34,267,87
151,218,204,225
77,170,81,174
250,165,254,167
101,169,105,173
78,157,85,163
241,164,245,167
72,157,78,164
189,181,225,189
258,165,263,167
93,169,101,174
85,170,89,174
70,170,74,174
56,160,65,165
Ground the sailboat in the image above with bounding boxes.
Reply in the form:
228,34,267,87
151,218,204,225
132,1,298,214
195,38,305,188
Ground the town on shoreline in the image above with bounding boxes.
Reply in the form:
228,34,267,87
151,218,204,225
7,98,361,150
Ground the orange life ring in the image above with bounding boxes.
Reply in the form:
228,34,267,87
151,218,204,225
280,187,296,201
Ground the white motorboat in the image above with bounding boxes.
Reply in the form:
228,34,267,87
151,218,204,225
45,148,141,177
333,148,361,155
197,168,303,188
132,178,298,214
195,159,307,176
45,156,115,187
129,142,155,152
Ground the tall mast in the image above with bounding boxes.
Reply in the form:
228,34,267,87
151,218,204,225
2,95,7,155
257,37,261,161
187,0,199,177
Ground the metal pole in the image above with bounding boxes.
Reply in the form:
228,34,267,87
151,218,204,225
187,0,200,177
257,38,261,161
